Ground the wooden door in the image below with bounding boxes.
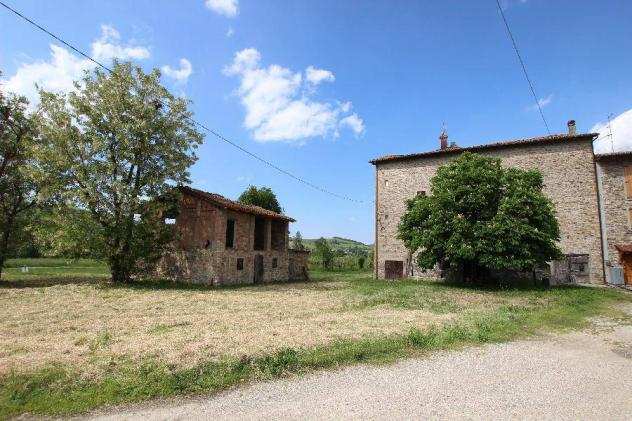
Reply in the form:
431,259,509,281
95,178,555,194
622,253,632,286
384,260,404,279
254,254,264,284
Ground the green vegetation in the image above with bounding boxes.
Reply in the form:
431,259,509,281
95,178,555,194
303,237,373,270
1,269,630,418
238,185,283,213
0,258,108,282
399,152,561,281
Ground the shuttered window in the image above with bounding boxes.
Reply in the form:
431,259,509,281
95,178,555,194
625,167,632,199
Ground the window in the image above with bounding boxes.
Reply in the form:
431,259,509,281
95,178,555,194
625,166,632,199
164,218,176,225
225,219,235,248
417,190,426,197
237,258,244,270
272,258,278,268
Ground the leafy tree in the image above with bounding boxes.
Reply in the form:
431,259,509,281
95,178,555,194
398,152,561,282
0,90,47,280
29,205,105,259
292,230,305,250
357,256,366,270
238,186,282,213
313,237,334,270
37,62,203,283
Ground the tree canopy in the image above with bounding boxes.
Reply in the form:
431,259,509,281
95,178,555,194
37,62,203,283
398,152,561,281
238,185,283,213
0,89,48,279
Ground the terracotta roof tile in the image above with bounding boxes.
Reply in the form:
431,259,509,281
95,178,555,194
179,186,295,222
369,132,599,165
594,150,632,161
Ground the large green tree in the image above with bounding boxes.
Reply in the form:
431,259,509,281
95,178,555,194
0,89,46,280
398,152,561,281
37,62,203,283
313,237,334,270
238,186,282,213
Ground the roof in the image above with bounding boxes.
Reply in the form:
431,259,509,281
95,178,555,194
594,150,632,161
179,186,295,222
369,132,599,165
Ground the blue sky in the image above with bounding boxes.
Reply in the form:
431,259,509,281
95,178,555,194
2,0,632,244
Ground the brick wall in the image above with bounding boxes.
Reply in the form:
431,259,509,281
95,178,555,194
160,191,305,286
374,138,604,283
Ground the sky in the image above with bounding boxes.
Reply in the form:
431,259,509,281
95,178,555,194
1,0,632,244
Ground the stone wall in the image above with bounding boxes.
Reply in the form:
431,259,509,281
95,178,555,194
374,138,604,284
156,248,310,286
596,158,632,278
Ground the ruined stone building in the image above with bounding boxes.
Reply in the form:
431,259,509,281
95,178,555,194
156,186,309,285
370,120,632,286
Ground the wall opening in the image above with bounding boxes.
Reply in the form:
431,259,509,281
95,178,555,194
271,221,286,251
254,217,266,251
225,219,235,248
237,258,244,270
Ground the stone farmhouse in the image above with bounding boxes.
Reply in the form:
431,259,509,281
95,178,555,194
370,120,632,286
156,186,309,286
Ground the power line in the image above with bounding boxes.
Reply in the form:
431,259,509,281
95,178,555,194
494,0,551,134
0,0,368,204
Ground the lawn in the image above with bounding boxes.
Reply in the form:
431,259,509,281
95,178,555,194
1,261,631,417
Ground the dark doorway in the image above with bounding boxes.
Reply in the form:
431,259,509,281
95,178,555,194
254,254,264,284
384,260,404,279
254,217,266,251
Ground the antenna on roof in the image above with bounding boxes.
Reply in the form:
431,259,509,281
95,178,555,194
607,113,615,153
439,122,448,150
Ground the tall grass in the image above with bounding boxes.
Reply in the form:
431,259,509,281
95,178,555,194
1,283,628,418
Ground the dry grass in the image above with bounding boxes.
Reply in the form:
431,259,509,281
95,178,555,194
0,272,528,377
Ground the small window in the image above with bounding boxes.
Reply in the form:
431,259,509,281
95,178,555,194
272,258,278,268
237,258,244,270
225,219,235,248
417,190,426,197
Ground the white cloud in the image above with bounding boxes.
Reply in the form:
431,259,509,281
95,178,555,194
226,27,235,37
91,24,150,62
205,0,238,17
224,48,364,143
340,113,365,136
3,25,150,107
305,66,335,85
592,109,632,153
527,94,553,111
161,58,193,83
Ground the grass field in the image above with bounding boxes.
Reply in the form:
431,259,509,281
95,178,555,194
1,259,631,417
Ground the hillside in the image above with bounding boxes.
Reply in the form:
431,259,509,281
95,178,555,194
301,236,372,256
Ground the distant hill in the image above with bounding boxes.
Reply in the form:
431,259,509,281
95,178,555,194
301,236,372,256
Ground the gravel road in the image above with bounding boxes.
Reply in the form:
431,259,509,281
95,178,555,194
87,309,632,421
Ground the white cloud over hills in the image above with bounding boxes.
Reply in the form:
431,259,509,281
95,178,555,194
223,48,365,143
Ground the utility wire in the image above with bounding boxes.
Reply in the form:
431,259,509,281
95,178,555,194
0,0,368,204
495,0,551,134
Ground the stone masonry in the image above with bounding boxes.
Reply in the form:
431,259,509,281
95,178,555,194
155,186,309,286
595,152,632,284
371,131,605,284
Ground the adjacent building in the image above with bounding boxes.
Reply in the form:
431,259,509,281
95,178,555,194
156,186,309,285
370,120,632,286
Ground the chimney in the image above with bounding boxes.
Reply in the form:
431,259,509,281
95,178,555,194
439,129,448,150
567,120,577,136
